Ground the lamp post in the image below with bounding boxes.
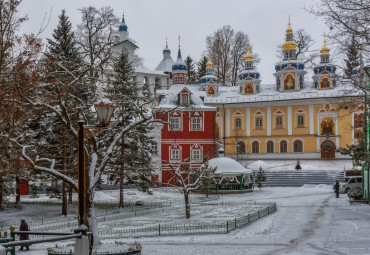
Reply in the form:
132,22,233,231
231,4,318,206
77,99,115,226
236,144,240,162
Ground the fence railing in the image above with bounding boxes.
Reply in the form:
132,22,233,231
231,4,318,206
98,202,277,239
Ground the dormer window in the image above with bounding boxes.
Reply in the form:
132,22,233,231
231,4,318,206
181,94,189,105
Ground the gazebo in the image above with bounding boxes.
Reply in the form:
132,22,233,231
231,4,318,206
208,152,254,192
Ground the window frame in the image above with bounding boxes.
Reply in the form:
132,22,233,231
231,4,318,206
191,149,201,161
280,140,288,153
276,116,283,127
297,115,304,127
293,140,303,153
190,117,203,131
235,117,242,129
252,141,259,154
256,117,263,129
169,117,181,131
170,149,180,161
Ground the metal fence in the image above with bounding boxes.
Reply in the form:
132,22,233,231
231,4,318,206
98,202,277,239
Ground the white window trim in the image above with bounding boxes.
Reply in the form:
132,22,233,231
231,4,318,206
190,116,203,131
169,145,182,162
190,145,203,163
169,116,182,131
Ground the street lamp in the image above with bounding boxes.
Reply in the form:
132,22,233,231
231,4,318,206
77,99,115,227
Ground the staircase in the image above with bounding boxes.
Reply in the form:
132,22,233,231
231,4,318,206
258,170,344,187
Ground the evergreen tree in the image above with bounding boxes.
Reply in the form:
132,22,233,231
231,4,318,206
197,56,208,81
255,166,266,191
106,49,155,207
344,35,360,79
185,56,197,84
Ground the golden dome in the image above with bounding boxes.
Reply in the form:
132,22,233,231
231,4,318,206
244,48,253,61
286,22,293,34
282,40,296,50
320,39,330,54
206,54,213,68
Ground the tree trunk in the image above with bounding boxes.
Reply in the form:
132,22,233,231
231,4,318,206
184,191,190,219
15,176,20,205
0,175,3,208
119,136,124,208
68,185,73,204
62,128,67,216
86,188,100,249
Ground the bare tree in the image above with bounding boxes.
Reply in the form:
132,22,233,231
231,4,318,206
167,161,216,219
206,26,259,86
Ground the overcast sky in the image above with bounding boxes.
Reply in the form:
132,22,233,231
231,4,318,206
18,0,327,84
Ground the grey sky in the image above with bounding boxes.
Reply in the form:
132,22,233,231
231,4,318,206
18,0,327,84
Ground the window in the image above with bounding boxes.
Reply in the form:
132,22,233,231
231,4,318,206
354,114,364,128
256,117,263,129
192,149,201,161
277,77,281,87
169,117,181,130
235,118,241,129
252,141,259,153
191,117,202,130
276,116,283,127
297,115,304,127
280,141,287,153
299,75,303,87
170,149,180,160
293,140,303,152
155,78,161,87
143,76,149,85
174,76,178,83
179,75,183,83
267,141,274,153
150,142,158,155
237,141,245,154
181,95,188,105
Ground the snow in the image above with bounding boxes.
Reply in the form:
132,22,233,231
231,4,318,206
208,157,251,174
4,187,370,255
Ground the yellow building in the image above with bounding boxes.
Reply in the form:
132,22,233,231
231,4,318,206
203,21,363,159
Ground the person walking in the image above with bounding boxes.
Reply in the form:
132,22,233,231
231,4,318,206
334,180,340,198
19,219,30,251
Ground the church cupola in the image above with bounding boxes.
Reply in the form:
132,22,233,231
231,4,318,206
274,17,306,92
237,47,261,95
119,12,129,41
201,54,219,96
155,38,175,74
313,36,337,89
281,16,297,61
171,36,188,85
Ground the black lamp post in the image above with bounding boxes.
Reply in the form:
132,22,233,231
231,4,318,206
77,99,115,226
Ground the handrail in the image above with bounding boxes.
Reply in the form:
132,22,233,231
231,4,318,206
2,233,83,247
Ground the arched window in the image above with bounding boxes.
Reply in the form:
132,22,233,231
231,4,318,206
252,141,259,153
299,75,303,87
280,140,287,153
237,141,245,154
235,118,241,129
174,75,178,83
293,140,303,152
179,75,183,83
267,141,274,153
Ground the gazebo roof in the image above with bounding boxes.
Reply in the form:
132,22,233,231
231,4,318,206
208,157,251,174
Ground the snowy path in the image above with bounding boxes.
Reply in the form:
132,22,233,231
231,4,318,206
8,187,370,255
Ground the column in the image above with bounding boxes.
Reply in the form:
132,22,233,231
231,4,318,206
288,106,292,135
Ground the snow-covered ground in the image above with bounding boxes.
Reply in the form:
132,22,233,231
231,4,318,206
2,186,370,255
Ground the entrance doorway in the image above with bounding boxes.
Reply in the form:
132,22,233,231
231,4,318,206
321,140,336,159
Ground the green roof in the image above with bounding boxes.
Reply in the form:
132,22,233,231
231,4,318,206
114,39,139,49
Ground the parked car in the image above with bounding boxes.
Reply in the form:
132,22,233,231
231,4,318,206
333,176,362,193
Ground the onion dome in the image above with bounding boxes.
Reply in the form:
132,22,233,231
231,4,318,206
206,55,213,68
119,13,128,31
244,48,253,61
282,40,296,50
172,36,187,71
163,38,171,54
320,39,330,54
286,21,293,34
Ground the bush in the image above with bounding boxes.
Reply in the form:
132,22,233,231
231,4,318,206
345,170,362,176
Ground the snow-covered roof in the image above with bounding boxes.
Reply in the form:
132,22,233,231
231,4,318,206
156,84,216,110
204,82,361,104
208,157,251,174
155,55,175,73
135,67,169,76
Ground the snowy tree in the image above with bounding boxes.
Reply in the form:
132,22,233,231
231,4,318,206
105,49,155,207
344,35,360,79
168,161,216,219
255,166,266,191
11,6,154,249
185,56,197,84
196,55,208,81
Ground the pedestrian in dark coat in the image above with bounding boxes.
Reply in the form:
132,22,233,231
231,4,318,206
334,180,340,198
19,219,30,251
